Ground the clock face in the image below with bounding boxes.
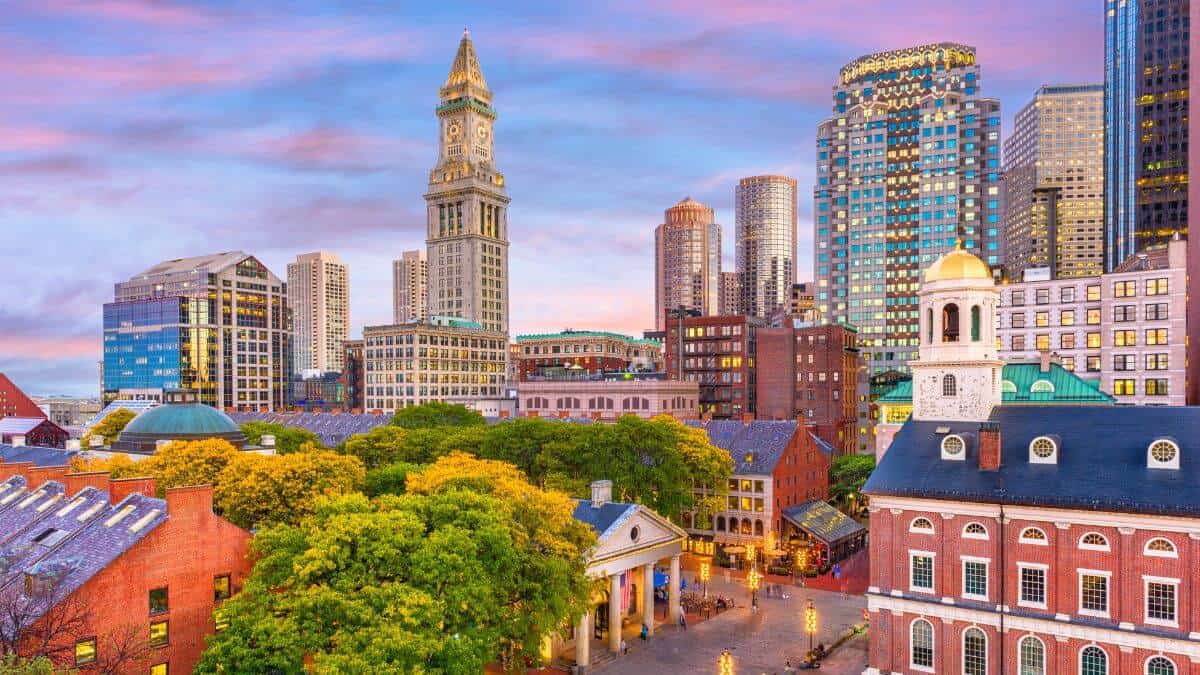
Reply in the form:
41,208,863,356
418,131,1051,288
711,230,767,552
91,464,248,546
476,123,489,140
446,120,462,140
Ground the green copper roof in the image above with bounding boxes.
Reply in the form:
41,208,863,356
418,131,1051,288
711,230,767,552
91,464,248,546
877,363,1115,405
120,403,242,436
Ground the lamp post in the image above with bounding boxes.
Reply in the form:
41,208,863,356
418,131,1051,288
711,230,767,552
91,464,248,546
717,648,733,675
747,567,761,609
805,598,818,662
700,561,711,599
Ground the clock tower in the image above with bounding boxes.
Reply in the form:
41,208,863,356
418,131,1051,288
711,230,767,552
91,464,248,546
425,29,510,334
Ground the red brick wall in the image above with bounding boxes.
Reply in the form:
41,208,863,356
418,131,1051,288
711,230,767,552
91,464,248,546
754,328,794,420
770,424,830,519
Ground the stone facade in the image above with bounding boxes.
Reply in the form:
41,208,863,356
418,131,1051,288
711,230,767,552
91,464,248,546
517,377,698,420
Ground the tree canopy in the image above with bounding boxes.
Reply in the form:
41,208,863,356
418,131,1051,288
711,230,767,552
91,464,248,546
80,408,136,448
238,421,324,454
197,454,594,674
389,401,486,429
215,450,365,530
829,454,875,515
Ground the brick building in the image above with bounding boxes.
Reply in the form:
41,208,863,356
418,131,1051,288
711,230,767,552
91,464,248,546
515,330,662,380
339,339,364,412
755,322,861,455
864,247,1200,675
0,461,251,674
0,418,69,449
0,373,48,419
664,314,763,419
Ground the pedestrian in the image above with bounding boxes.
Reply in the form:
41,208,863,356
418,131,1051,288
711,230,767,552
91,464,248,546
621,638,628,655
640,623,648,641
679,611,687,630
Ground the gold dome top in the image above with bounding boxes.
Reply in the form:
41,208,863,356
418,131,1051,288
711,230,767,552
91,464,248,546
924,248,991,282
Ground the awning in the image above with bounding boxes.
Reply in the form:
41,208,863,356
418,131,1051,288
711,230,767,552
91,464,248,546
780,500,866,547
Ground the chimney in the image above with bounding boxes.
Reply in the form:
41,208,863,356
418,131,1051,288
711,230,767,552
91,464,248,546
27,465,68,486
65,439,81,451
261,435,276,449
979,422,1002,472
1038,350,1053,373
741,412,755,425
109,476,157,504
590,480,612,508
10,435,25,447
165,484,214,518
65,471,110,497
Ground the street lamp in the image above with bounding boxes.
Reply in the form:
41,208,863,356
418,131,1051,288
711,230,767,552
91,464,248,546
717,648,733,675
699,561,711,599
805,598,818,662
747,567,761,609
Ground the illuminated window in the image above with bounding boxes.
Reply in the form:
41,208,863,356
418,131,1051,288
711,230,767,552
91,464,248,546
150,620,168,647
74,638,97,666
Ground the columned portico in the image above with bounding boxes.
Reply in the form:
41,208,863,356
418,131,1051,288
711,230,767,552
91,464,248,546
575,611,590,666
608,574,622,654
668,554,682,623
642,562,655,635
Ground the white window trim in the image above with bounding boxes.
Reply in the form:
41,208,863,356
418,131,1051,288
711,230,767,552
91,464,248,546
1144,655,1177,675
1078,532,1111,551
1142,575,1180,628
1146,439,1180,470
941,434,966,461
1017,634,1047,675
1017,562,1049,610
909,550,936,594
1077,568,1112,619
961,625,988,675
909,517,935,534
1077,644,1108,675
1019,527,1049,545
961,556,990,602
1143,537,1178,558
909,617,935,673
962,521,989,540
1028,436,1058,464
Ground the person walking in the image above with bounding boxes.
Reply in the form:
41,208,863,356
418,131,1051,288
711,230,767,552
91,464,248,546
679,611,688,630
621,638,628,655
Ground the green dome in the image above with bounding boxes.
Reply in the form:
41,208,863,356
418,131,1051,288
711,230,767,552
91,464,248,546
122,403,241,435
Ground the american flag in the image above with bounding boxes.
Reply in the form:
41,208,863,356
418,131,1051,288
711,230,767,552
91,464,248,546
620,572,630,613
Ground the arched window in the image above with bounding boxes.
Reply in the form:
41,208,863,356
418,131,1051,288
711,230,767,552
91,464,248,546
1144,538,1178,557
1029,436,1058,464
971,305,982,341
1080,645,1107,675
716,515,725,531
1019,527,1047,544
1079,532,1109,551
741,518,752,535
681,512,693,529
942,303,960,342
941,434,965,459
910,618,934,669
909,517,934,533
1001,380,1018,393
962,626,987,675
1019,636,1045,675
927,308,934,343
1146,656,1176,675
754,520,763,536
943,374,957,397
1148,439,1180,469
963,522,988,539
1030,380,1055,394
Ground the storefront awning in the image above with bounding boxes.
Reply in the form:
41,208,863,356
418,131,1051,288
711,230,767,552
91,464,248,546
780,500,866,547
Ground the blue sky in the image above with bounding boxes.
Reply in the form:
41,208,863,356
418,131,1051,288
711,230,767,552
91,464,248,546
0,0,1102,395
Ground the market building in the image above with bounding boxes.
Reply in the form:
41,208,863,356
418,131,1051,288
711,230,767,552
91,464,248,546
518,373,698,420
515,330,662,381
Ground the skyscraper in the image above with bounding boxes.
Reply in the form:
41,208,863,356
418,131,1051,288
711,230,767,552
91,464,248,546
287,251,349,374
392,249,428,323
1104,0,1189,271
654,197,721,330
814,44,1002,375
425,30,510,334
1002,84,1104,280
719,271,741,316
736,175,797,318
105,252,291,409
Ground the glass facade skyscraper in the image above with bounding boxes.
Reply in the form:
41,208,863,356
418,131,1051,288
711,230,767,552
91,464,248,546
103,297,217,402
736,175,797,318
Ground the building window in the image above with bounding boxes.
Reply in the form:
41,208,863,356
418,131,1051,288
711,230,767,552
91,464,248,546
1086,332,1101,348
1011,291,1025,306
1114,280,1136,297
962,559,988,600
1060,310,1075,326
1079,532,1109,551
910,552,934,592
1145,354,1169,370
1029,437,1057,463
1060,286,1076,303
1113,354,1137,371
962,522,988,540
1086,285,1100,301
909,517,934,533
1086,309,1101,325
1012,313,1026,329
1019,565,1047,607
151,665,169,675
1145,579,1178,625
149,620,169,647
962,627,986,675
1113,379,1135,396
1019,527,1047,545
1146,656,1176,675
214,575,231,602
1035,311,1049,327
1034,334,1050,351
74,637,97,666
1035,288,1050,305
942,374,957,396
1144,538,1177,558
1148,439,1179,469
910,618,934,671
1145,328,1167,345
1079,573,1109,616
1113,305,1136,322
1080,646,1107,675
1019,636,1045,675
1146,278,1168,295
1012,335,1026,351
1113,330,1136,347
149,587,168,615
942,304,960,342
1146,379,1169,396
941,434,965,459
970,306,981,341
1145,303,1168,320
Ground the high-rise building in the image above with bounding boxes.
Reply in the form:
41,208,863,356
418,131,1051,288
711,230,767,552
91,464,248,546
425,30,510,334
814,44,1003,375
736,175,797,318
654,197,721,330
392,249,428,323
719,272,741,316
106,252,291,409
664,314,762,418
1105,0,1189,271
1003,85,1104,280
287,251,348,374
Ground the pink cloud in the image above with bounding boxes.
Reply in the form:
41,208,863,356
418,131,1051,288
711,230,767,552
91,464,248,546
243,126,431,173
0,335,97,361
29,0,217,27
0,124,76,151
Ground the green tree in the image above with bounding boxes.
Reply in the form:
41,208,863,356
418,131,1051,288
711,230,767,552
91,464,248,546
829,454,875,515
215,450,365,530
197,454,594,674
390,401,485,429
364,461,424,497
238,421,324,454
80,408,136,448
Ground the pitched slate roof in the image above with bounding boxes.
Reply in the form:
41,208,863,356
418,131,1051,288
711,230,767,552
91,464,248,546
227,411,390,447
781,500,866,545
864,405,1200,517
0,444,76,467
0,486,111,585
0,481,66,537
877,363,1113,405
684,420,799,474
572,500,637,539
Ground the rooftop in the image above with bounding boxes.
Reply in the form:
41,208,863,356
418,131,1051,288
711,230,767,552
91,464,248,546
131,251,251,279
781,500,866,546
571,499,637,539
684,420,821,474
877,362,1113,405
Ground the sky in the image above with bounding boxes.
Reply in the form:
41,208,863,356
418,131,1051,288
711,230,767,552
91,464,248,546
0,0,1103,396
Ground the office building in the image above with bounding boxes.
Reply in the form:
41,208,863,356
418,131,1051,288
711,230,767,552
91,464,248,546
1003,84,1104,280
736,175,797,318
664,314,762,418
814,44,1002,375
287,251,349,374
361,317,507,413
654,197,722,330
425,30,510,334
106,252,291,409
392,249,428,324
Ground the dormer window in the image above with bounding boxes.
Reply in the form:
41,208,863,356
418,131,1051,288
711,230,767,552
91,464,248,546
909,517,934,534
1029,380,1055,394
1147,439,1180,470
1028,436,1058,464
941,434,965,460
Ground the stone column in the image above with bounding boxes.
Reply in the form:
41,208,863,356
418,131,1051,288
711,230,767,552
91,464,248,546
669,554,682,623
576,611,590,667
642,562,656,635
609,574,622,655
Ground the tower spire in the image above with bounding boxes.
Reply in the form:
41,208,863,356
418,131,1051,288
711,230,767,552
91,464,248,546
444,27,488,91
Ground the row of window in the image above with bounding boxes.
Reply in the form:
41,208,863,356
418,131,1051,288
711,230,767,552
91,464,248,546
1006,277,1170,306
